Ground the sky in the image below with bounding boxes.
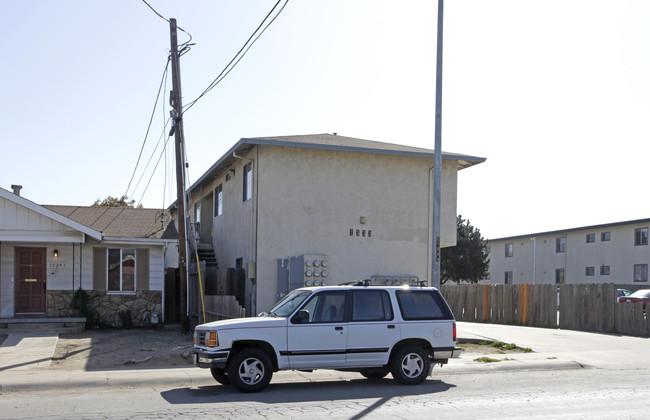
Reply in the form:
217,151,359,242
2,0,649,240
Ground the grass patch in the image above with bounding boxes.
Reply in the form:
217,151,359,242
479,341,533,353
474,357,501,363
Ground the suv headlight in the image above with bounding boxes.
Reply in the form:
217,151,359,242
206,331,218,347
194,330,219,347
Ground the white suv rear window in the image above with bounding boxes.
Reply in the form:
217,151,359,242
396,290,453,320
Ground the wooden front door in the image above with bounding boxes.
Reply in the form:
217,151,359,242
15,247,47,314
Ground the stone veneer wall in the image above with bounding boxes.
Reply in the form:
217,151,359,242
47,290,163,327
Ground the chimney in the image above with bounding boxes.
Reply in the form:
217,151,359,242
11,184,22,196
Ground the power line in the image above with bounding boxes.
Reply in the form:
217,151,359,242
124,58,170,200
141,0,193,45
182,0,289,114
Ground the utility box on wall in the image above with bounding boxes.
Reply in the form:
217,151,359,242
276,254,330,301
303,254,328,287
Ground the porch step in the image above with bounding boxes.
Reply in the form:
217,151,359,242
0,317,85,334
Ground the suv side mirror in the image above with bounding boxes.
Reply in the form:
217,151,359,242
292,309,310,324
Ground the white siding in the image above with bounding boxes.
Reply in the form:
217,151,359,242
0,244,15,317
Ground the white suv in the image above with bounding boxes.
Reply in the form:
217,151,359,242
193,284,460,392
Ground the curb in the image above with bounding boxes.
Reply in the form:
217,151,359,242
1,357,585,393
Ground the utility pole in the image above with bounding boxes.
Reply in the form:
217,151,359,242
169,18,189,330
431,0,444,289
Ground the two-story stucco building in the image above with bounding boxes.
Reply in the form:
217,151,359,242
484,218,650,287
176,134,485,316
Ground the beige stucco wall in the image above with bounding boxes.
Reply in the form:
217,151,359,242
254,145,457,311
194,144,461,313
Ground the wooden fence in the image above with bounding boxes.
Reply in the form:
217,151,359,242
441,283,649,338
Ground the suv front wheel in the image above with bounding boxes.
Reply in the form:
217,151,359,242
390,345,430,385
227,348,273,393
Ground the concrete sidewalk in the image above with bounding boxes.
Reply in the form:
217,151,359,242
1,322,648,392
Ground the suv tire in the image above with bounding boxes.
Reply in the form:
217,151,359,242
210,367,230,385
359,368,389,380
390,345,430,385
227,348,273,393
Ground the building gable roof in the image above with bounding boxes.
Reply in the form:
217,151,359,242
44,205,176,240
0,187,102,240
185,133,486,202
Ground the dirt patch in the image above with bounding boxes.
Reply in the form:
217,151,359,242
50,327,195,370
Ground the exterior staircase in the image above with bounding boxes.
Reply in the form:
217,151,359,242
197,244,218,267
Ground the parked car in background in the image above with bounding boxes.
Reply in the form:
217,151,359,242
617,289,632,300
618,289,650,307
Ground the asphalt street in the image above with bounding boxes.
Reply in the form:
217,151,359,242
1,321,648,393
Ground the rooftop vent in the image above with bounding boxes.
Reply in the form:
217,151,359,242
11,184,22,196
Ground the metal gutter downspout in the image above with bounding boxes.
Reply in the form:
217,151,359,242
233,150,257,316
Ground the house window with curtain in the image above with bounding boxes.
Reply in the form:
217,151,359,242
107,248,136,293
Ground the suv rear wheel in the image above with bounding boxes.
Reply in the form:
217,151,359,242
227,348,273,393
390,345,430,385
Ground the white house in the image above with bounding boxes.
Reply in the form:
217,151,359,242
484,218,650,287
176,134,485,316
0,186,177,326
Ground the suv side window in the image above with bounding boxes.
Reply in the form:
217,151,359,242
351,290,393,321
396,290,453,320
295,291,346,323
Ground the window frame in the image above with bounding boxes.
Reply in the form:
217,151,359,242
555,268,565,284
504,271,513,284
215,184,223,217
585,266,595,276
106,248,136,293
601,231,610,242
634,228,648,246
586,233,595,243
556,237,566,253
634,264,648,282
600,265,610,276
243,162,253,202
505,243,513,258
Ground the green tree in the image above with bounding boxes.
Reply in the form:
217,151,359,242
92,195,141,208
441,215,490,285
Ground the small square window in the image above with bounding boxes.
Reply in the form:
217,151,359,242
586,233,595,243
634,264,648,282
504,271,513,284
505,243,513,258
585,266,595,276
600,265,610,276
634,228,648,246
601,232,610,242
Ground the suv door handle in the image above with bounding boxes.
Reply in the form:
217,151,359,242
387,325,396,329
334,326,343,331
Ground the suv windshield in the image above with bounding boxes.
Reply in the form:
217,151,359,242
267,290,312,317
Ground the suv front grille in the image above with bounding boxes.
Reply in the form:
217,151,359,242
195,330,207,346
